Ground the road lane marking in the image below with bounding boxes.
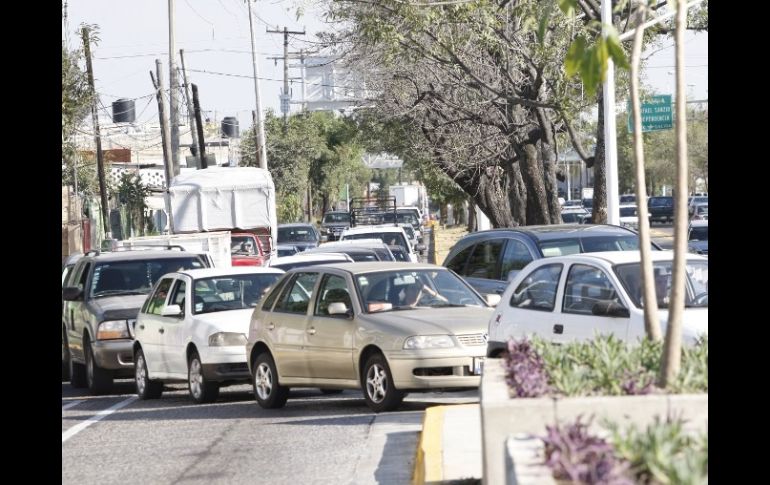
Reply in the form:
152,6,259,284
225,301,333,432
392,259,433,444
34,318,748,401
62,396,137,443
61,400,83,412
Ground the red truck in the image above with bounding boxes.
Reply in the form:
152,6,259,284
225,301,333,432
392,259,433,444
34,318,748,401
230,232,267,266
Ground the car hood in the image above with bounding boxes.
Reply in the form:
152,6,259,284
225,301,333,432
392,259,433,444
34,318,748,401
361,306,493,336
89,294,148,320
290,242,319,251
192,308,254,336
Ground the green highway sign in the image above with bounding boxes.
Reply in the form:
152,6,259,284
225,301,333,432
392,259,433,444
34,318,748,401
627,95,673,133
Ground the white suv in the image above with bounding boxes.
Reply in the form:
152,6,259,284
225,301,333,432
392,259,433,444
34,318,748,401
340,226,420,262
133,266,284,403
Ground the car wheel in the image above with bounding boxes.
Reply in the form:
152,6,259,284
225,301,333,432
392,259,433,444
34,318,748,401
85,341,113,395
135,348,163,400
188,350,219,404
319,389,344,395
253,353,288,409
362,353,404,413
62,326,70,382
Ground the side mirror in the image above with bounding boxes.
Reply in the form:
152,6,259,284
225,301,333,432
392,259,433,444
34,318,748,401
62,286,83,301
485,294,502,307
328,302,352,317
162,304,183,318
591,300,630,318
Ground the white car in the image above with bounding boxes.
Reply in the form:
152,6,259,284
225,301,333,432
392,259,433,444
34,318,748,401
618,204,648,231
341,226,420,262
133,266,285,403
268,252,354,271
485,251,708,356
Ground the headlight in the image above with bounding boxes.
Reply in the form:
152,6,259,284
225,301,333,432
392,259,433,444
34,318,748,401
403,335,455,350
208,332,248,347
97,320,131,340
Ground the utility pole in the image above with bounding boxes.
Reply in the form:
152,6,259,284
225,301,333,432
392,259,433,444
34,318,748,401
168,0,180,175
150,61,175,233
600,0,619,226
267,26,305,130
81,27,110,239
192,84,208,169
246,0,267,169
179,49,199,165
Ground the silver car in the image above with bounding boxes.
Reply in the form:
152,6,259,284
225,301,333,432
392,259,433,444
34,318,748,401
246,262,498,412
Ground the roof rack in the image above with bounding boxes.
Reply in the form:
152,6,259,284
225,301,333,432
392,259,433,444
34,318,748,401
349,196,397,227
89,243,187,255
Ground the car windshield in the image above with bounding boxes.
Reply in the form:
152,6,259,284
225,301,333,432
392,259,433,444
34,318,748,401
561,212,586,223
614,260,708,309
278,227,318,243
277,247,298,257
650,197,672,207
356,269,485,313
344,231,409,250
232,236,258,255
689,226,708,241
193,273,282,313
539,235,648,257
397,212,419,226
620,207,637,217
323,213,350,224
91,257,205,298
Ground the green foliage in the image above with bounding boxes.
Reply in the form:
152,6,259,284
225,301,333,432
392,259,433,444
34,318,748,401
112,172,153,237
565,25,630,97
532,334,707,397
605,416,709,484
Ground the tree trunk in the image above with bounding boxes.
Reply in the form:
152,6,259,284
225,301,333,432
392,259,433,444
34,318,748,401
659,0,690,388
467,197,477,232
505,160,527,225
535,110,562,224
593,92,608,224
520,143,550,225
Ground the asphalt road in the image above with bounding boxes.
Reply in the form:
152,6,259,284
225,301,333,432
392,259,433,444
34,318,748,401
62,381,477,485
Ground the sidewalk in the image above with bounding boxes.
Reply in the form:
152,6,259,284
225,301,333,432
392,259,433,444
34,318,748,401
413,404,483,484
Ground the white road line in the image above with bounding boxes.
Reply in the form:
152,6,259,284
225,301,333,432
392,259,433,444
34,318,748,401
62,396,137,444
61,400,84,412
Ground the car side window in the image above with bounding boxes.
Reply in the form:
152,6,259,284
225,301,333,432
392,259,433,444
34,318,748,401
145,278,174,315
509,264,563,311
314,275,352,317
261,278,287,312
464,239,505,279
445,244,474,275
170,280,186,315
275,272,319,314
563,264,621,315
75,262,91,292
500,239,533,280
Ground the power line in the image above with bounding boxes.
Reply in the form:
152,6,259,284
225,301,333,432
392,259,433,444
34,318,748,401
186,67,362,90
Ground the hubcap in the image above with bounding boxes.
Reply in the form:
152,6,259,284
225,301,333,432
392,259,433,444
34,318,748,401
366,364,388,404
189,358,203,398
255,363,273,400
136,354,146,395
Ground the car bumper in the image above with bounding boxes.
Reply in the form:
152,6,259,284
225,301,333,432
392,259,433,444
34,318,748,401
200,347,250,381
92,339,134,371
386,348,485,389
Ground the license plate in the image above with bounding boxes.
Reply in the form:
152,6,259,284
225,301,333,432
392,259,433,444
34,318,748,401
472,357,485,375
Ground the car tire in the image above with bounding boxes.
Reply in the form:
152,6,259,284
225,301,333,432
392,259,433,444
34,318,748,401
135,348,163,400
62,326,70,382
188,350,219,404
253,353,288,409
86,341,114,395
319,389,344,395
362,353,404,413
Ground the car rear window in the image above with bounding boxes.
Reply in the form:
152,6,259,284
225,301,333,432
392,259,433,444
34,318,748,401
538,236,644,257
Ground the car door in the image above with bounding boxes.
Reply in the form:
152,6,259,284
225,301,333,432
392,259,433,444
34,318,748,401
461,239,507,296
305,273,356,380
493,263,564,343
160,277,190,378
64,260,92,363
136,277,174,375
269,272,319,378
557,263,630,343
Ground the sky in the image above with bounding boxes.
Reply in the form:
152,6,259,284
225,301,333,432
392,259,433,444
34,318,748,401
64,0,708,133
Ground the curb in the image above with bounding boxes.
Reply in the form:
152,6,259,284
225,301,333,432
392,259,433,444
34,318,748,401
412,405,446,485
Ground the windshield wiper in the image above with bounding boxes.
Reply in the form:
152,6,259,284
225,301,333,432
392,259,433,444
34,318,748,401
93,290,147,298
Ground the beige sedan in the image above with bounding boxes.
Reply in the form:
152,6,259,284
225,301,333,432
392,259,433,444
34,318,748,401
246,262,497,412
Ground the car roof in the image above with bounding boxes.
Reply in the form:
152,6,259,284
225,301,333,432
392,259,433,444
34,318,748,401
278,223,316,228
176,267,285,279
343,226,406,235
288,261,443,274
84,249,202,262
270,252,353,265
689,220,708,227
459,224,636,242
541,250,707,266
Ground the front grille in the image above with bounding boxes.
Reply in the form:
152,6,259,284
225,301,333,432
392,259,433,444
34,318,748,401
456,334,487,346
414,367,453,376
